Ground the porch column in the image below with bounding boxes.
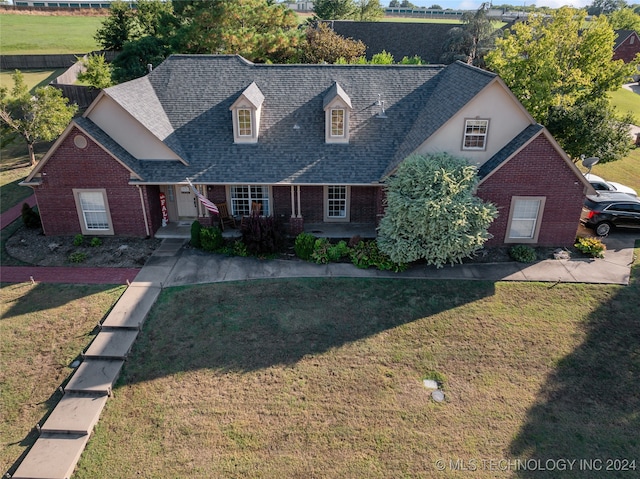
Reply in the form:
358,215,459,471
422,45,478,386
289,185,304,236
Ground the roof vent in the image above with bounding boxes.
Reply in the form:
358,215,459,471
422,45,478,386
147,64,153,73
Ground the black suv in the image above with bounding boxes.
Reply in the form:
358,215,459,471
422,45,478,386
580,192,640,236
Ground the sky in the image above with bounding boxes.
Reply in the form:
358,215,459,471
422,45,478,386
409,0,592,10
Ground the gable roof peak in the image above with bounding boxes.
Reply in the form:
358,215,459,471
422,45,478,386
323,82,353,110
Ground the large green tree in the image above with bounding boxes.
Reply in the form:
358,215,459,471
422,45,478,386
313,0,355,20
546,98,634,163
95,0,137,51
609,7,640,31
172,0,301,63
300,22,366,63
485,7,635,124
0,71,77,166
441,3,501,67
77,53,114,89
353,0,384,21
377,153,497,267
111,36,170,84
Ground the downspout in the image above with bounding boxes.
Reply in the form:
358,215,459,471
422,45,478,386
137,185,151,237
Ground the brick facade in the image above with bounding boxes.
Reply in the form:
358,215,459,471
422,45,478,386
32,127,150,237
477,134,585,247
613,32,640,63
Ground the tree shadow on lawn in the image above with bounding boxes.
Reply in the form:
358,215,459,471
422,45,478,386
119,277,496,383
510,241,640,478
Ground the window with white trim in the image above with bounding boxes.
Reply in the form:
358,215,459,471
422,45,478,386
331,109,345,137
463,119,489,150
506,197,545,243
73,189,114,235
324,185,350,222
230,185,270,216
238,109,252,137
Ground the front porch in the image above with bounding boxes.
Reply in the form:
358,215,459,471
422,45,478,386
154,221,377,240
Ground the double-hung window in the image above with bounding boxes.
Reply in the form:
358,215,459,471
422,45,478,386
506,197,545,243
73,189,114,235
237,109,252,137
331,109,345,137
325,185,349,222
230,185,270,216
463,119,489,150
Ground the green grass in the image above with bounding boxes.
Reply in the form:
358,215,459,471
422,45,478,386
0,69,66,93
65,250,640,479
581,147,640,193
609,87,640,124
0,283,126,475
0,13,103,54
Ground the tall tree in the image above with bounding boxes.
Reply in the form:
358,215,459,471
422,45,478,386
95,0,137,51
587,0,627,15
173,0,301,63
353,0,384,21
546,99,634,164
313,0,355,20
300,22,366,63
609,8,640,31
377,153,497,267
111,36,169,83
441,3,500,67
0,71,77,166
77,53,114,89
485,7,635,124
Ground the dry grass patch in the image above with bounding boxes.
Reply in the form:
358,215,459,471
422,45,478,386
74,271,640,478
0,283,125,475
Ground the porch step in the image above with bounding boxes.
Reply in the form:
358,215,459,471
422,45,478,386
11,433,90,479
101,283,161,329
64,359,123,395
83,329,139,359
40,393,108,435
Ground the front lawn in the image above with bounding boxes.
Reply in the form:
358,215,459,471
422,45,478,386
70,250,639,478
0,283,126,475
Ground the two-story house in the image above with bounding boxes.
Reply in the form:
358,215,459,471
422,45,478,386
22,55,591,247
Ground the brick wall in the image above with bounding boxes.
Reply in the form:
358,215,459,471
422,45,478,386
477,134,584,247
33,127,149,237
613,33,640,63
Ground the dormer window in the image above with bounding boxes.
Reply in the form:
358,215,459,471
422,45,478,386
331,109,345,137
230,82,264,144
238,109,252,137
324,82,352,144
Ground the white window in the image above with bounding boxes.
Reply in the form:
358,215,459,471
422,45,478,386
73,189,114,235
324,185,350,222
237,109,252,137
230,185,270,216
463,119,489,150
506,197,545,243
330,109,345,137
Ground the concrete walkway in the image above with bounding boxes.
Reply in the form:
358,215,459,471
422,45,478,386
6,231,637,478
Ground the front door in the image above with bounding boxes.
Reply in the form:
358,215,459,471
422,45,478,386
176,185,198,218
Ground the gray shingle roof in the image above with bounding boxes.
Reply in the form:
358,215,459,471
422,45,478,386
91,54,498,185
614,29,636,50
327,21,459,64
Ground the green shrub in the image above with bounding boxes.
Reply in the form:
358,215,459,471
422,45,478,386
73,234,84,246
575,236,606,258
90,237,102,247
232,240,248,257
349,240,407,272
241,214,283,256
200,226,224,252
190,220,202,248
68,252,87,263
509,244,537,263
310,238,350,264
21,203,41,229
294,232,316,260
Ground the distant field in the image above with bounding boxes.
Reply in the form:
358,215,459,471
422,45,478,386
610,86,640,124
0,13,102,54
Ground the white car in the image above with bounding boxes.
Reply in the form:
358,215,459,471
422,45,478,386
584,173,637,197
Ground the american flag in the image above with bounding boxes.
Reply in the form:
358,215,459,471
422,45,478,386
186,179,219,215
